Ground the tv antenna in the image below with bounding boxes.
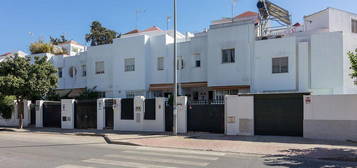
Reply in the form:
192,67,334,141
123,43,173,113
135,9,146,29
231,0,238,19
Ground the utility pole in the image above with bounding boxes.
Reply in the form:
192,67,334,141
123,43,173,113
166,16,171,31
173,0,178,135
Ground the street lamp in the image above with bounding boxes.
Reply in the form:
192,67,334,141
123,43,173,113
173,0,178,135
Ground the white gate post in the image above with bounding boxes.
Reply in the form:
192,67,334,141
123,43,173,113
35,100,44,128
61,99,75,129
113,98,121,130
134,96,145,130
23,100,31,127
156,97,166,132
97,98,106,130
177,96,187,134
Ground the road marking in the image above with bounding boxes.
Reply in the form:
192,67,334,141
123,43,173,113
135,146,226,156
105,154,209,167
56,165,96,168
123,150,219,160
83,158,179,168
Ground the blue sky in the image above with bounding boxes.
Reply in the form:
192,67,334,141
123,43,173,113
1,0,357,53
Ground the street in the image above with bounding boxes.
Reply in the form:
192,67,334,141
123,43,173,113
0,132,356,168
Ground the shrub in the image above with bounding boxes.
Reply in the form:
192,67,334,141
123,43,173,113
0,95,15,119
29,41,54,54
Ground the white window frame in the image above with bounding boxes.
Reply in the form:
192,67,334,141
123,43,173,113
81,64,87,77
157,57,164,71
352,19,357,33
58,67,63,78
272,57,289,74
95,61,105,74
222,48,235,64
125,58,135,72
193,53,201,68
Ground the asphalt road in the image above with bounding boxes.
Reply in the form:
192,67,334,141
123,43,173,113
0,132,355,168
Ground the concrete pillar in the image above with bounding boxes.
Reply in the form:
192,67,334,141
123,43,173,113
113,98,121,130
23,100,31,127
156,97,165,132
134,96,145,129
61,99,75,129
177,96,187,133
35,100,44,128
225,95,254,136
97,98,106,130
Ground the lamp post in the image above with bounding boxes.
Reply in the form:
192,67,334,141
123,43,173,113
173,0,178,135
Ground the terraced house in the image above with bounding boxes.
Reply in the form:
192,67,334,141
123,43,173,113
27,7,357,100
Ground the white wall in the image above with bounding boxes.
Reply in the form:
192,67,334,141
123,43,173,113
310,32,344,94
329,8,357,33
61,99,75,129
225,95,254,136
207,23,255,87
304,95,357,141
253,37,297,92
304,9,330,32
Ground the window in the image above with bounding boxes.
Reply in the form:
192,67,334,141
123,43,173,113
352,19,357,33
177,56,184,70
72,47,79,53
157,57,164,71
193,53,201,67
125,58,135,72
81,65,86,77
272,57,288,73
58,68,62,78
222,49,235,63
68,66,77,78
95,61,105,74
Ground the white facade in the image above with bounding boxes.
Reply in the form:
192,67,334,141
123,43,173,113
26,8,357,98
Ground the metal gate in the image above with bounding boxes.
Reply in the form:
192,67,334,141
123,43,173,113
187,102,225,134
105,99,114,129
30,103,36,125
121,99,134,120
43,101,61,128
254,93,305,137
75,100,97,129
165,102,173,132
145,99,156,120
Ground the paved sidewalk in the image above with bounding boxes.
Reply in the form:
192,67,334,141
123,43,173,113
1,127,357,162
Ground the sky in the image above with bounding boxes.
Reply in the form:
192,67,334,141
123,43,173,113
1,0,357,54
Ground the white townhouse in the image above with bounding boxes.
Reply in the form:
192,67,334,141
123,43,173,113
27,7,357,100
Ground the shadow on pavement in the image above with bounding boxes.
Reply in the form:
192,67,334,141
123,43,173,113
263,148,357,168
184,133,357,147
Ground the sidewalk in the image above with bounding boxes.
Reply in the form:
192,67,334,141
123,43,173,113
1,127,356,162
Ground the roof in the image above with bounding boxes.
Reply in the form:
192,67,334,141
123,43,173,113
234,11,258,19
0,52,11,56
124,26,162,35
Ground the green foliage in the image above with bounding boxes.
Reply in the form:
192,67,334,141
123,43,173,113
85,21,118,46
348,49,357,84
0,56,58,101
50,35,68,45
29,40,68,55
0,95,15,119
76,87,101,100
29,41,54,54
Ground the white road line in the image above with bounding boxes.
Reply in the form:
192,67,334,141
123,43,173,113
105,154,209,167
82,158,179,168
135,146,226,156
56,165,96,168
123,150,219,161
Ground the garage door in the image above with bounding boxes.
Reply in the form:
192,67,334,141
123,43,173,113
254,94,305,137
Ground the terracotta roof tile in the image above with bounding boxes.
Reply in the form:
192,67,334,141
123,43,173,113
234,11,258,19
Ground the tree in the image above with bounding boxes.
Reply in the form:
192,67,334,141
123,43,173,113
348,49,357,84
0,56,58,128
85,21,118,46
50,35,68,45
29,40,68,55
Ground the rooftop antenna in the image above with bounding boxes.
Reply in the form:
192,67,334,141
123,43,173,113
135,9,146,29
166,16,171,30
231,0,238,21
